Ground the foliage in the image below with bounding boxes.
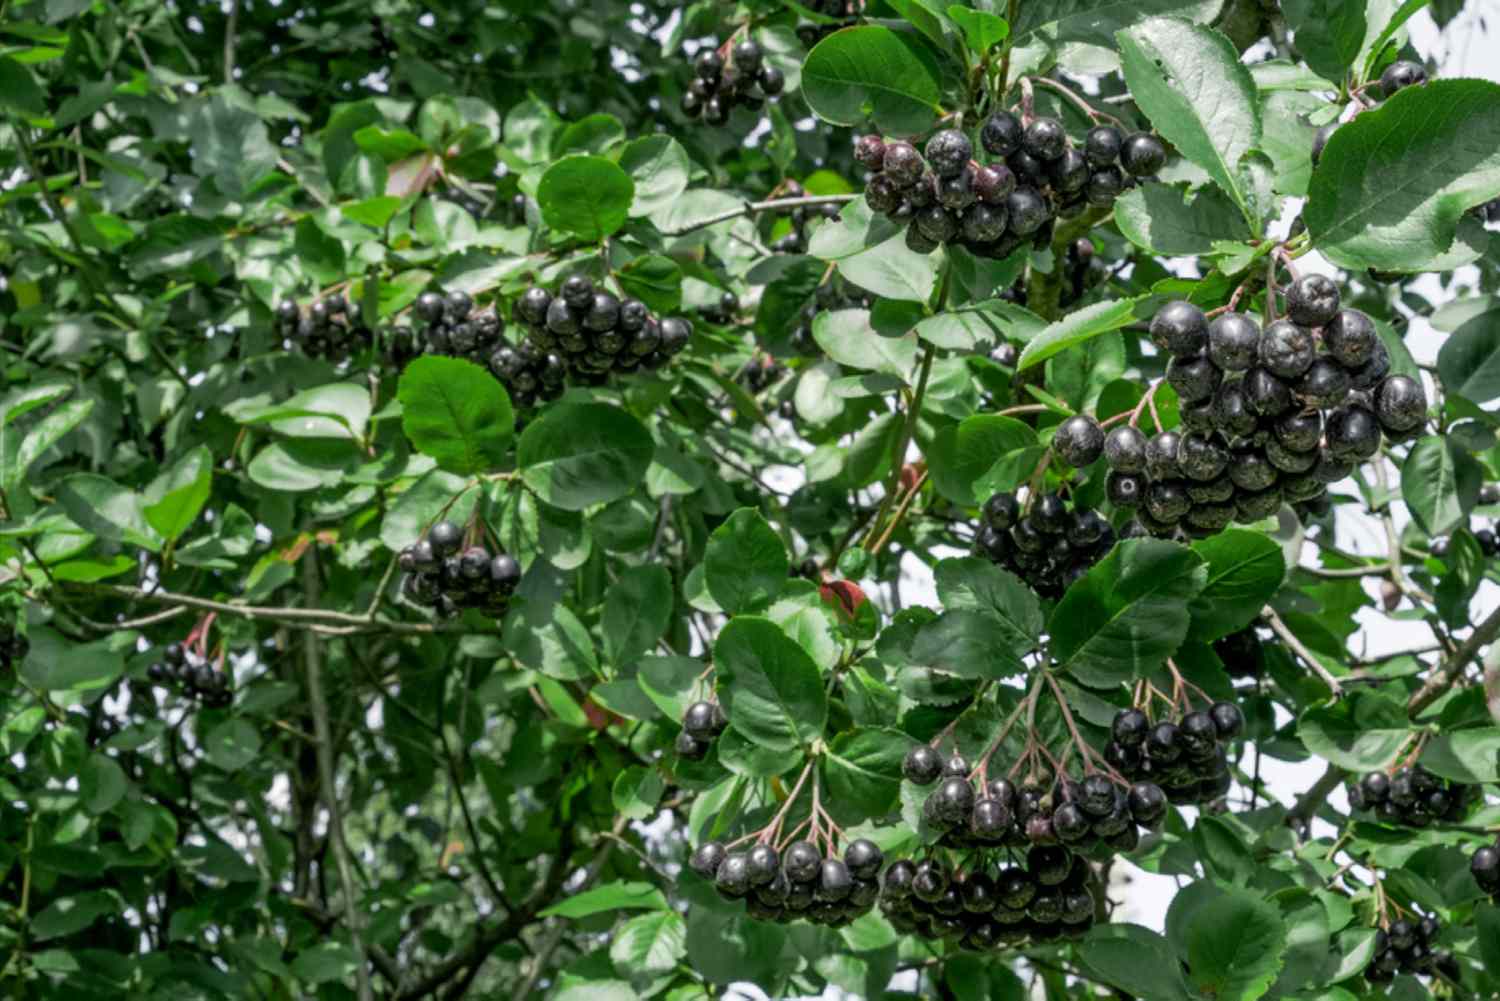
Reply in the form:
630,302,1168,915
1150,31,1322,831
2,0,1500,999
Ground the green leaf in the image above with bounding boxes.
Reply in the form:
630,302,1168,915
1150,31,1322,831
187,93,277,199
143,445,213,544
910,609,1030,680
518,403,653,510
291,944,359,984
205,719,262,772
714,617,827,752
945,6,1009,50
0,56,46,116
822,727,917,823
812,308,918,379
1114,182,1252,256
55,473,162,551
927,415,1041,505
616,253,683,313
19,629,124,694
603,565,673,665
1401,436,1481,536
231,383,372,440
80,753,127,814
1306,80,1500,271
636,655,705,721
612,765,666,818
703,508,789,615
839,234,940,304
504,601,599,681
1436,306,1500,403
398,356,514,475
1192,816,1254,885
610,911,687,979
1050,539,1209,687
31,892,118,941
1012,0,1219,46
8,396,92,493
540,880,667,918
619,136,691,218
1281,0,1366,82
342,195,404,229
380,469,479,552
1078,924,1193,1001
537,154,634,241
800,25,943,135
1259,89,1325,198
1186,529,1286,643
1477,904,1500,979
915,300,1042,351
933,558,1044,639
1017,296,1154,370
1420,727,1500,783
1298,689,1411,770
1116,18,1262,225
1186,888,1286,1001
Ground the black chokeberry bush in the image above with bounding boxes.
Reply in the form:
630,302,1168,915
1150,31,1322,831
274,294,375,364
145,642,233,709
973,489,1116,598
856,116,1166,258
398,520,520,620
1099,284,1426,541
682,38,784,126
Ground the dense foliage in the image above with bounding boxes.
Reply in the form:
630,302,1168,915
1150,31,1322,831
3,1,1500,999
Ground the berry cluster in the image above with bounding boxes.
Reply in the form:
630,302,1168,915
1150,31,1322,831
699,291,740,326
1104,705,1242,806
0,622,27,671
855,117,1165,259
1061,237,1107,308
691,837,884,928
682,40,783,126
398,520,521,620
882,846,1102,949
1364,914,1457,986
145,643,233,709
741,356,788,394
972,490,1116,598
513,275,692,389
273,295,374,363
900,747,1169,858
1471,836,1500,903
1431,513,1500,559
789,276,872,355
1052,280,1427,539
676,700,728,761
1348,766,1478,827
386,289,500,370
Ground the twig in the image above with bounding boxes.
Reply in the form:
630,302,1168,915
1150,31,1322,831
1286,764,1342,829
1262,607,1345,697
869,471,928,557
224,0,239,83
659,194,855,237
1026,76,1126,128
1370,458,1436,605
1407,604,1500,718
300,547,374,1001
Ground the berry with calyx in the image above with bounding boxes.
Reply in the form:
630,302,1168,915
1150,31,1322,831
904,745,944,785
926,130,973,177
1150,300,1208,357
1286,274,1341,328
1378,60,1427,98
1324,309,1377,368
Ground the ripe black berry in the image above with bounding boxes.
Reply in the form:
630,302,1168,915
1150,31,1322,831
1286,274,1341,328
1296,357,1352,408
904,745,944,786
1324,309,1377,367
933,777,976,824
1005,187,1049,235
1120,133,1167,176
1150,300,1208,357
1084,125,1122,166
690,841,727,879
1326,404,1381,461
984,492,1020,530
854,135,887,170
1167,355,1222,404
925,129,973,178
783,841,821,883
1145,431,1183,480
981,111,1023,156
1244,367,1294,417
1104,425,1148,473
1177,433,1229,481
1207,313,1261,371
1106,470,1145,507
1023,118,1067,161
1374,375,1426,433
1260,319,1315,378
1379,60,1427,97
1054,415,1105,467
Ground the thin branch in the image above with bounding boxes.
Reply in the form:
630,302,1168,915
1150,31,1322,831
1286,764,1342,828
224,0,240,83
300,548,374,1001
659,194,855,237
1262,606,1345,697
1407,604,1500,718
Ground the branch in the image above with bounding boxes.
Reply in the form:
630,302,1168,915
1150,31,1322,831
66,583,496,635
1406,604,1500,718
1262,607,1344,697
1286,764,1342,829
659,194,855,237
300,548,374,1001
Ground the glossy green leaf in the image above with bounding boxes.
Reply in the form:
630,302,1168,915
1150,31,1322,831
703,508,790,615
714,617,827,751
537,154,634,241
518,403,653,510
800,26,944,134
398,356,514,475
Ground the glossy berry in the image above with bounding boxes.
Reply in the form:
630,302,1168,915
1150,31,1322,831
428,521,463,556
1374,375,1426,432
1379,60,1427,97
1006,187,1049,235
1023,118,1067,161
1083,125,1122,167
1296,357,1352,408
1324,309,1377,368
1260,320,1315,378
903,745,944,785
1167,355,1222,404
1054,415,1105,467
1150,300,1208,357
844,839,883,880
984,492,1020,531
1145,431,1183,480
1120,133,1167,176
1112,708,1150,746
1106,470,1145,507
981,111,1023,156
925,130,973,178
1286,274,1341,328
1207,313,1261,372
1326,404,1382,461
1128,781,1167,824
1104,426,1148,473
783,841,821,883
